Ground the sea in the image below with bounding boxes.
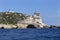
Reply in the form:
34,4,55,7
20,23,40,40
0,28,60,40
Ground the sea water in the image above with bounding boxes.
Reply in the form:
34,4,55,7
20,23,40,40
0,28,60,40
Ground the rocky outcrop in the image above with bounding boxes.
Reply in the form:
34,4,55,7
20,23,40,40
0,11,48,29
49,25,60,28
0,24,17,29
17,12,48,28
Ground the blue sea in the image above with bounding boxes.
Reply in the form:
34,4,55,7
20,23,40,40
0,28,60,40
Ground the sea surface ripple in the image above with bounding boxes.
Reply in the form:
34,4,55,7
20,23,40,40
0,28,60,40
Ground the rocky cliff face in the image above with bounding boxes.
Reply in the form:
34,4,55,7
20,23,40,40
0,11,48,28
17,12,48,28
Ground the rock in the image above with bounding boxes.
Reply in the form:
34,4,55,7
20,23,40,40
0,24,17,29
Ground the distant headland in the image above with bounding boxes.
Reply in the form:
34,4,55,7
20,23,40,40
0,11,60,29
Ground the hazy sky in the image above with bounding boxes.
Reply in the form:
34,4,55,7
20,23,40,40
0,0,60,26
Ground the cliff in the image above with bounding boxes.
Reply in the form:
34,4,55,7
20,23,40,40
0,11,27,24
0,11,48,29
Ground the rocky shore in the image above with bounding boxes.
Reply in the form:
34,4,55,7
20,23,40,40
49,25,60,28
0,24,17,29
0,24,60,29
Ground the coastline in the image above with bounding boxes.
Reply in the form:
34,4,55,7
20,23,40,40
0,24,60,29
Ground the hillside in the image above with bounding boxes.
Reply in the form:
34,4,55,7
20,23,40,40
0,11,27,24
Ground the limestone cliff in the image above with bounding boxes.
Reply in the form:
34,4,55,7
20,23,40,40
0,11,48,28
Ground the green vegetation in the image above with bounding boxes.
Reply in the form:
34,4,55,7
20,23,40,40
0,12,27,24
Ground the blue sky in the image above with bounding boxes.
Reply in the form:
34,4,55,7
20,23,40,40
0,0,60,26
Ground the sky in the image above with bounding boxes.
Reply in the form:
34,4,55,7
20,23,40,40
0,0,60,26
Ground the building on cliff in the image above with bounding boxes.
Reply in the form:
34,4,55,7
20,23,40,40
17,12,48,28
